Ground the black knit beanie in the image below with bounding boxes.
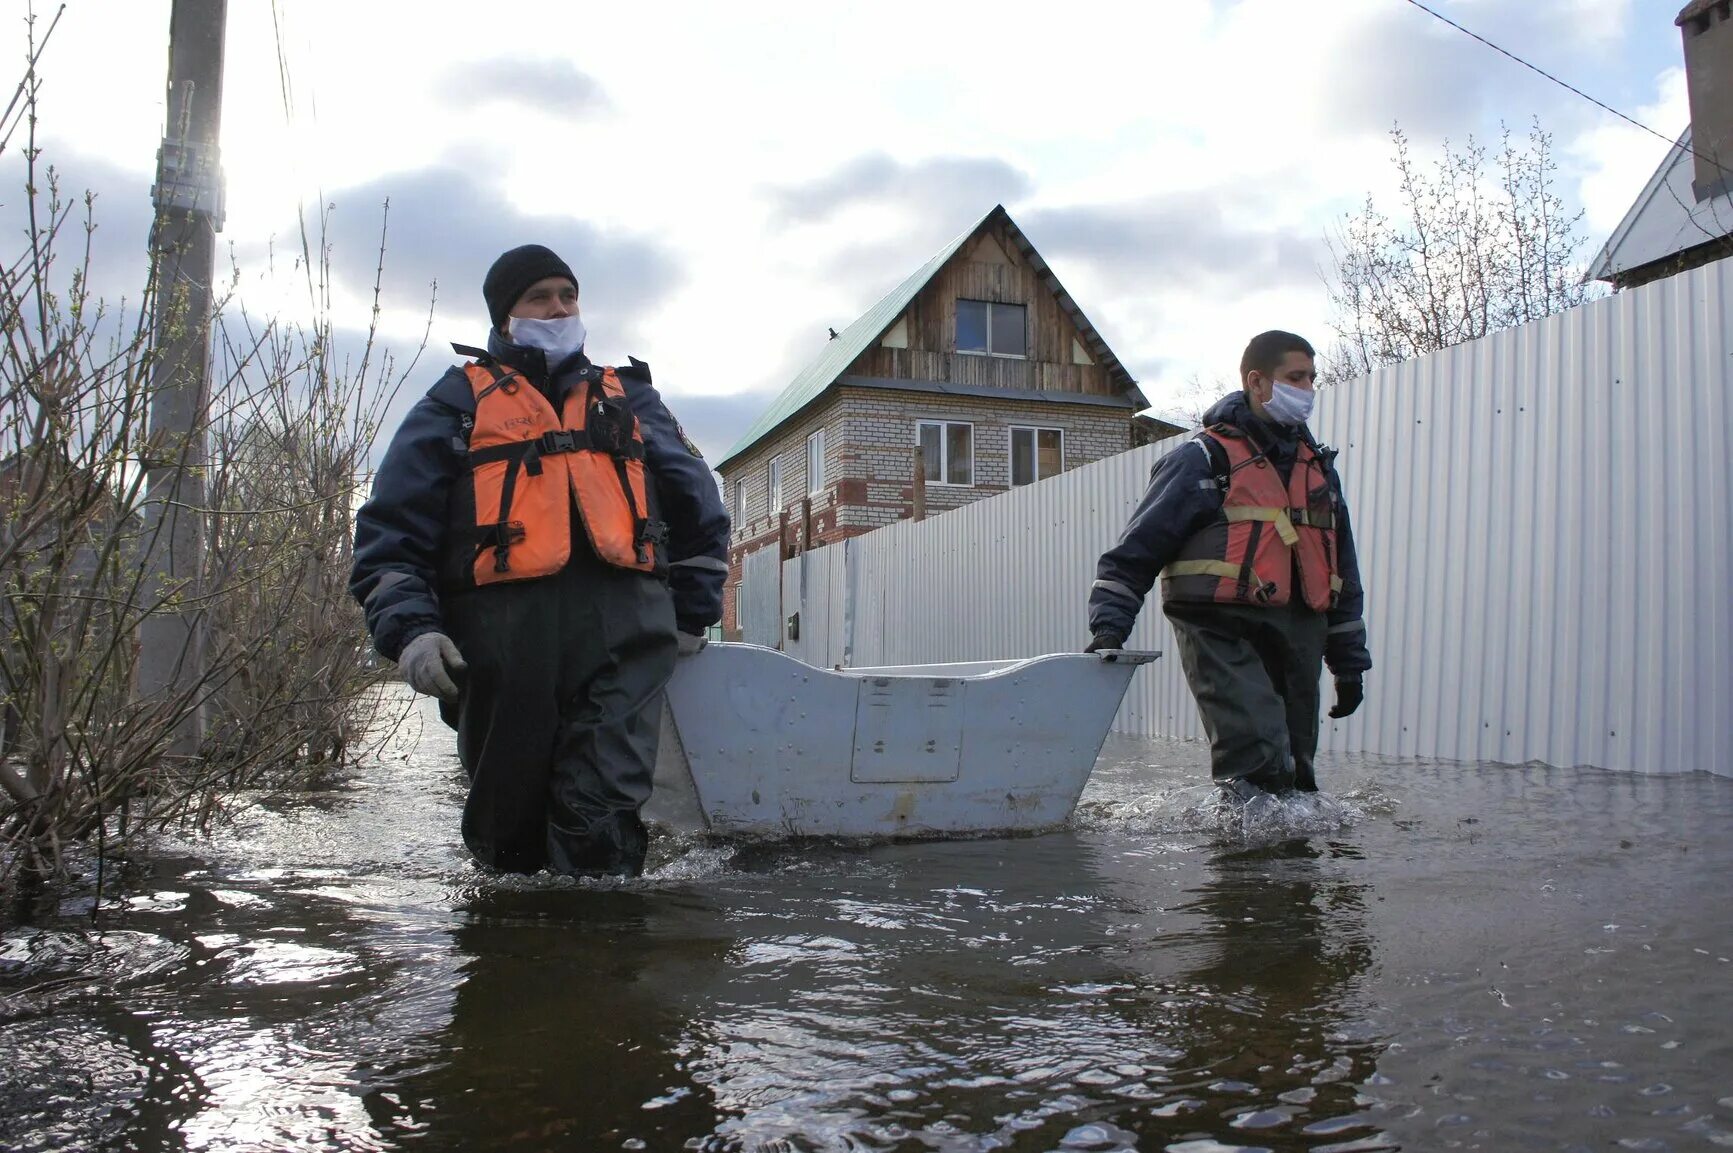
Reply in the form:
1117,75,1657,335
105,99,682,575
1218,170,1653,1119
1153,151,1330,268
482,244,578,330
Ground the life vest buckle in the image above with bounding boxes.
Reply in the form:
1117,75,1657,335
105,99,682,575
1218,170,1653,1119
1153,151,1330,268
538,429,580,455
633,517,669,565
486,520,526,573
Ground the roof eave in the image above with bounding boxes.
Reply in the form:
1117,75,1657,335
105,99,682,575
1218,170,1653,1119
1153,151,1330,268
1587,127,1695,283
997,210,1139,395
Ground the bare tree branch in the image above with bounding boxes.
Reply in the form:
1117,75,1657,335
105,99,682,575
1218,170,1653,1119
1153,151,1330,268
1321,121,1604,384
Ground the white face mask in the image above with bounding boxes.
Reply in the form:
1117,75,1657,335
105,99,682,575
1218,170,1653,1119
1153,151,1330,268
506,313,587,367
1262,379,1314,426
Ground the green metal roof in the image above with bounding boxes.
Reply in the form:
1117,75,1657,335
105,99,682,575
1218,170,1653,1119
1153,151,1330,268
715,208,992,469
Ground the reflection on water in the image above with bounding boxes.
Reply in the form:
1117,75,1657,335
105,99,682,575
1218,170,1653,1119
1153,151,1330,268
1,697,1731,1151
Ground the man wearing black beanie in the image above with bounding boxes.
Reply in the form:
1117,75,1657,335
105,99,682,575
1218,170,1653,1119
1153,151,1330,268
350,244,731,878
481,243,578,331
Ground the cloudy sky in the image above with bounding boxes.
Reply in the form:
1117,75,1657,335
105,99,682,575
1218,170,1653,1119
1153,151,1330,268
0,0,1692,457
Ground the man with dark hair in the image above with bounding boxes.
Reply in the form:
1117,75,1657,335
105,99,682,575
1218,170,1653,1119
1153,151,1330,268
350,244,731,876
1086,330,1370,795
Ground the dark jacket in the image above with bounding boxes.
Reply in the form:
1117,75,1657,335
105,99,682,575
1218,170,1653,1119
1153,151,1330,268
351,330,730,660
1088,392,1371,676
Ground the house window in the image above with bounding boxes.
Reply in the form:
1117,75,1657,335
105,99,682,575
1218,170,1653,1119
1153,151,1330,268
767,455,783,515
916,420,973,486
731,476,745,525
956,299,1026,358
1010,426,1064,486
806,429,826,496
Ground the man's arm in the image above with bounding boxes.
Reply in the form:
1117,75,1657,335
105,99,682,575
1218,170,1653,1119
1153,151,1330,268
1325,473,1372,676
622,360,730,634
350,378,467,661
1087,440,1224,644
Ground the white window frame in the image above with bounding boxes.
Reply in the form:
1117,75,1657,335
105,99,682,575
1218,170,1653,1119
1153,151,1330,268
915,420,975,487
806,428,826,496
955,298,1028,360
767,455,784,515
731,475,745,525
1008,425,1065,487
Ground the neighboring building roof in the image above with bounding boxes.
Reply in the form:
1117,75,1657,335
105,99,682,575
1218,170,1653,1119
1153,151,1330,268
1133,405,1198,429
1131,407,1195,445
717,204,1142,470
1587,126,1733,285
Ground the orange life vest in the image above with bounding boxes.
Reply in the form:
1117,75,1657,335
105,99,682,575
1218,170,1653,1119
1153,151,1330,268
454,360,663,587
1161,425,1342,612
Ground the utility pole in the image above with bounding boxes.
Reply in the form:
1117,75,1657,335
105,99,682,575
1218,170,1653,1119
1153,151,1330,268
139,0,227,758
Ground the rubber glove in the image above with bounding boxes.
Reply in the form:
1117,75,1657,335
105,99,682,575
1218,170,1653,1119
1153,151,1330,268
1328,675,1364,718
399,631,466,700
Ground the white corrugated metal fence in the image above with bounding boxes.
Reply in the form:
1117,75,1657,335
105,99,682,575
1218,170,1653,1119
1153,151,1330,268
761,259,1732,776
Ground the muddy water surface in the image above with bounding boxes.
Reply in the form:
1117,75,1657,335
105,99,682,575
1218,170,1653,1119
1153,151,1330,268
2,692,1730,1151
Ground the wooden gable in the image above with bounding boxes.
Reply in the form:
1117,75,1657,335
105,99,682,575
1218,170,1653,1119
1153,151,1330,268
841,214,1113,396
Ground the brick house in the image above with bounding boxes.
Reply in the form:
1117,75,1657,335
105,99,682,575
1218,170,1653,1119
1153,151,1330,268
714,204,1154,636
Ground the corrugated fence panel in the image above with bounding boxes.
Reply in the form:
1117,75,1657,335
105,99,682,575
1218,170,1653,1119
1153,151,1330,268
762,259,1730,775
799,438,1206,739
1312,257,1731,775
782,547,849,669
740,546,782,649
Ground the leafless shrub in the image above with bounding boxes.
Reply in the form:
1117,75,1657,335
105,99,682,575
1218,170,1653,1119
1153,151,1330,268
1322,121,1604,383
0,12,424,890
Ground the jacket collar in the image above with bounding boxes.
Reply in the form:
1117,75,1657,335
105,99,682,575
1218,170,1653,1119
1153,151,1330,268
1202,390,1314,455
486,330,593,397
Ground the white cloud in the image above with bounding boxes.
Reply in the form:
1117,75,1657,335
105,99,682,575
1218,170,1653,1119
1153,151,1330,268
1,0,1693,417
1571,65,1690,242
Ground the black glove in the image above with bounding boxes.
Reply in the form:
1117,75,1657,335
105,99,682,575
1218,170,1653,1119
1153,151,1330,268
1328,675,1364,718
1085,633,1125,654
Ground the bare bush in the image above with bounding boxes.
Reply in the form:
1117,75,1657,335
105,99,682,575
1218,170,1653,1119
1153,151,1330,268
199,227,419,809
0,16,422,888
1322,121,1604,383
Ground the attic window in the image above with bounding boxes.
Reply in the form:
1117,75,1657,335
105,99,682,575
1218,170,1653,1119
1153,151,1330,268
956,300,1026,358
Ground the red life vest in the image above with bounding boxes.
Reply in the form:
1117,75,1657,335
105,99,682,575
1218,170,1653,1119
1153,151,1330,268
1161,424,1342,612
453,360,663,587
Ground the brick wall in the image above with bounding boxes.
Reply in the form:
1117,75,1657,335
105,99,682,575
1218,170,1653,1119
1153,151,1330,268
717,387,1131,634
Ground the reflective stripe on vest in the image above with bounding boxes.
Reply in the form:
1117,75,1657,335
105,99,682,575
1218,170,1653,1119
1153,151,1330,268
1161,425,1340,612
460,361,660,584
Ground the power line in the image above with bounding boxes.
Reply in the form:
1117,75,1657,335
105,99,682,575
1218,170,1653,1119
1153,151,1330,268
1401,0,1727,178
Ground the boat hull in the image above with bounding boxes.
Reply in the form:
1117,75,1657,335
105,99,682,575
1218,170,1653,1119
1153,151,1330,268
650,643,1157,838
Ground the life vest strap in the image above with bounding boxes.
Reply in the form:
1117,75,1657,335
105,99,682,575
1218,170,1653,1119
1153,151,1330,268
475,520,527,573
1162,558,1279,603
1223,506,1301,547
1222,505,1336,538
1163,558,1244,581
467,430,646,468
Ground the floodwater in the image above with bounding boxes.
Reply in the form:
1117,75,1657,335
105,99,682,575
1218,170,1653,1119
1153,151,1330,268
3,690,1731,1152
